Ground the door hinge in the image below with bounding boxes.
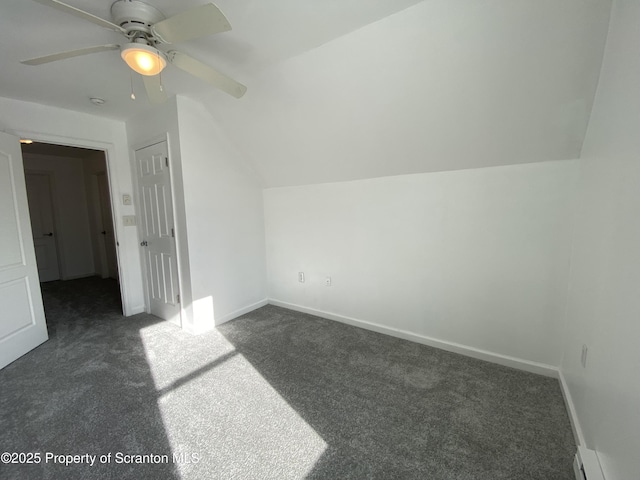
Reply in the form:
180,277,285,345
176,294,180,304
171,227,175,238
165,157,169,167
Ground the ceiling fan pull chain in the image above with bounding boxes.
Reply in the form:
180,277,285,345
157,50,164,92
23,0,245,99
129,69,136,100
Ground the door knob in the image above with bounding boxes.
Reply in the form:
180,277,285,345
140,240,148,247
44,232,53,237
101,231,107,235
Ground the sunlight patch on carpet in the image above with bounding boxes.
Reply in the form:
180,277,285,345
138,323,327,478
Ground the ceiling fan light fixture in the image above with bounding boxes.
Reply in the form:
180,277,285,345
121,43,166,76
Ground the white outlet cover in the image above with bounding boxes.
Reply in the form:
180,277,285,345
123,215,136,226
122,194,132,205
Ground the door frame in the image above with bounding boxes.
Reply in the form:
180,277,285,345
23,169,64,281
13,130,130,315
131,134,184,327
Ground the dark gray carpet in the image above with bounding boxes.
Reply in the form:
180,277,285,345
0,277,575,479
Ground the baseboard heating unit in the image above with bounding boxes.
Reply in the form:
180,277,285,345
573,446,605,480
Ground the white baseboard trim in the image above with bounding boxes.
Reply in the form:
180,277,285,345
215,298,269,326
268,298,558,378
558,370,585,447
126,304,146,316
60,273,96,281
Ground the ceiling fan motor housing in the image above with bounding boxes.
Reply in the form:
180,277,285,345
23,0,247,99
111,0,165,37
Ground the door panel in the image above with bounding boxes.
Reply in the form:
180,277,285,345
0,131,48,370
0,279,36,338
136,141,180,325
25,173,60,282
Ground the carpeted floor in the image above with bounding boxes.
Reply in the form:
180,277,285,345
0,277,575,479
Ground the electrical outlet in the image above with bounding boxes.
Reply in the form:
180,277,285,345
581,344,588,368
122,193,132,205
123,215,136,226
298,272,305,283
325,276,331,286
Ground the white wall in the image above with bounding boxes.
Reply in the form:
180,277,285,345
0,96,144,315
265,160,578,370
126,96,268,333
126,97,194,329
175,96,267,329
560,1,640,478
209,0,610,188
23,154,95,279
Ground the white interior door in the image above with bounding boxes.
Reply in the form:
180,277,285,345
25,172,61,282
97,172,118,280
0,131,49,370
136,141,180,325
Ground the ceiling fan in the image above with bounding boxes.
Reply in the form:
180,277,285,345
22,0,247,102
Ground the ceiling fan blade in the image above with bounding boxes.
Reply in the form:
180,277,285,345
167,51,246,98
151,3,231,44
32,0,126,34
142,75,168,104
21,44,120,66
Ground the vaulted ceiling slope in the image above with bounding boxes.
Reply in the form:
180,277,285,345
203,0,612,187
0,0,612,187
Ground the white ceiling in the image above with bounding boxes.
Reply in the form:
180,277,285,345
0,0,422,120
0,0,613,187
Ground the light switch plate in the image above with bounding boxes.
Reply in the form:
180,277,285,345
123,215,136,226
122,194,132,205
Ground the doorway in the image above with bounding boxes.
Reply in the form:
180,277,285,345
21,141,122,311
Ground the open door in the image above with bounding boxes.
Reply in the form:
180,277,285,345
0,132,48,370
